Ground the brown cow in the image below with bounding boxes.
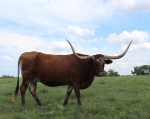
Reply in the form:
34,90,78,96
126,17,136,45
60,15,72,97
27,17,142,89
12,40,132,105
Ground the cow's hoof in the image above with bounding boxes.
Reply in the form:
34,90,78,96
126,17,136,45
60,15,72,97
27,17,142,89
63,101,68,106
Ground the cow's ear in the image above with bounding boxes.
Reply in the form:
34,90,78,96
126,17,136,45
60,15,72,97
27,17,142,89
105,59,112,64
85,59,94,65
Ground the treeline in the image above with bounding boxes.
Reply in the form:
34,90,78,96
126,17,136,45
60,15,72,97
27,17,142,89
104,65,150,77
0,75,16,78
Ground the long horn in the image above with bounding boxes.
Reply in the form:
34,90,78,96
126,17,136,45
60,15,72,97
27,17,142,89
66,39,93,59
104,41,132,59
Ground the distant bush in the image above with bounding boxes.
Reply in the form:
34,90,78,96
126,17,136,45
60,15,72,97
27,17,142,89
121,75,131,77
104,69,120,77
0,75,15,78
131,65,150,76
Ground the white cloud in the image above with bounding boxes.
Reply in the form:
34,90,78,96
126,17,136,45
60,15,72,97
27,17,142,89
6,67,11,70
93,47,99,51
106,30,149,44
80,38,97,43
0,0,105,29
0,31,72,56
0,0,150,28
2,56,15,61
105,0,150,13
106,30,150,52
67,25,94,36
135,62,150,66
126,42,150,51
50,40,71,53
59,52,69,55
127,0,150,12
0,31,44,54
0,0,150,37
105,0,135,13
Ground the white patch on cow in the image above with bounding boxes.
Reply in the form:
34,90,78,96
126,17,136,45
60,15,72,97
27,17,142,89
68,86,73,92
29,83,35,92
34,79,40,82
19,60,23,76
97,57,105,64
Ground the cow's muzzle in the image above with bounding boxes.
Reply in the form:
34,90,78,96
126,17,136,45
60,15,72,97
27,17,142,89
97,72,104,77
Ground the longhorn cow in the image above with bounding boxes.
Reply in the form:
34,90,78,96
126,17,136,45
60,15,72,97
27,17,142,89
12,40,132,105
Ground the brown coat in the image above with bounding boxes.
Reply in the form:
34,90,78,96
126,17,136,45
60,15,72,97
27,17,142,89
12,51,112,105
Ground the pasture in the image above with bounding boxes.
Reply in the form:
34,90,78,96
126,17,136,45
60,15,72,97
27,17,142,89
0,76,150,119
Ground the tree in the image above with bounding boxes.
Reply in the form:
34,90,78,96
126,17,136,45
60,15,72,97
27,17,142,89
103,69,120,77
104,70,108,77
131,65,150,76
107,69,120,76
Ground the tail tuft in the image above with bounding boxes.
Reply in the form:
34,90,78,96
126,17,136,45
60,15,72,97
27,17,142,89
12,93,18,102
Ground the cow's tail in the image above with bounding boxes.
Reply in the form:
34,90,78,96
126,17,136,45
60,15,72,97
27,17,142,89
12,56,21,102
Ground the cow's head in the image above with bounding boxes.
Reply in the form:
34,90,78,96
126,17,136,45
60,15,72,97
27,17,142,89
84,55,112,76
67,40,132,77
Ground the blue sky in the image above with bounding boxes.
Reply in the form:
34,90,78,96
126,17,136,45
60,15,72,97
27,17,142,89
0,0,150,76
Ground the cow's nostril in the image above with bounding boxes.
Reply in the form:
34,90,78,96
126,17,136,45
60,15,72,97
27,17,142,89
98,72,104,76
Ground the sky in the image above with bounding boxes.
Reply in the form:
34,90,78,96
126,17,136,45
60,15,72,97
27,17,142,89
0,0,150,76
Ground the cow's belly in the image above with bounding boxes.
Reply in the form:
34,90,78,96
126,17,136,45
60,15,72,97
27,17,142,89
38,77,70,87
79,77,95,89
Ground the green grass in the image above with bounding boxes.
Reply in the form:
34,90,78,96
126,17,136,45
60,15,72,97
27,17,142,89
0,76,150,119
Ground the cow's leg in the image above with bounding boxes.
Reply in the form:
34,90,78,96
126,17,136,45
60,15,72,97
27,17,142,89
29,81,42,106
74,87,82,105
20,80,29,105
64,85,73,105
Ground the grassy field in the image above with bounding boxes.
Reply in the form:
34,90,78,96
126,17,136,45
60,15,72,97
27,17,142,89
0,76,150,119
